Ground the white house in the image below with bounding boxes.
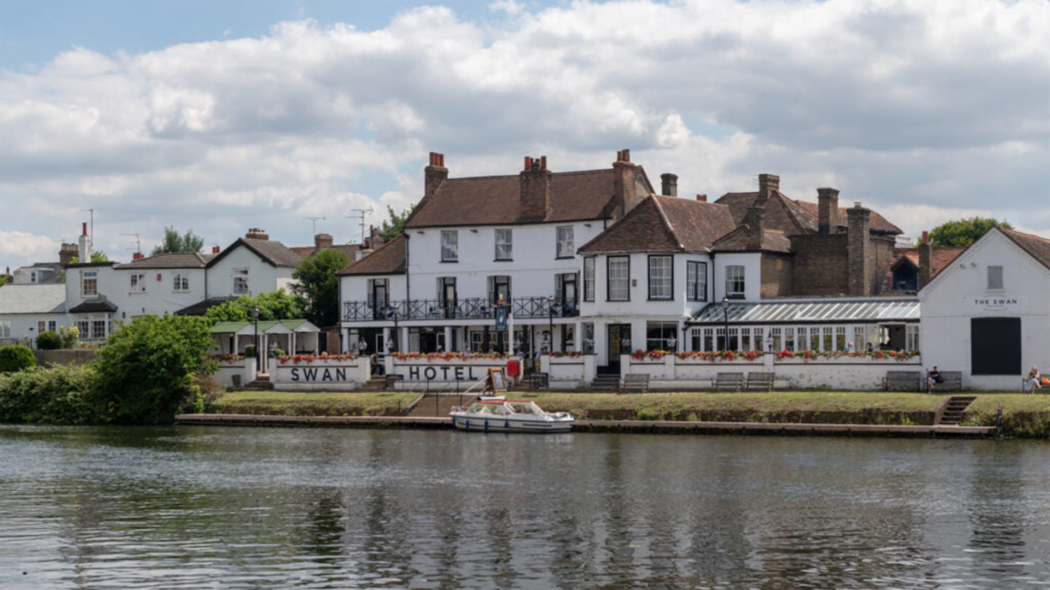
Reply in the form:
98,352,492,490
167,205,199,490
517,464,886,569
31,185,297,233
918,226,1050,390
111,253,212,318
0,284,67,346
203,228,301,300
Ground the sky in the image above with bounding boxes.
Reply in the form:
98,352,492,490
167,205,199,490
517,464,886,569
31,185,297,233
1,0,1047,270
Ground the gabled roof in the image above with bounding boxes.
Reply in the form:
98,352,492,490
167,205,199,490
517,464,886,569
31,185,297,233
577,195,736,254
1001,227,1050,269
174,297,236,316
715,191,902,236
336,235,407,276
793,200,902,234
710,226,793,254
207,238,302,269
289,244,359,260
115,252,214,269
405,168,653,229
0,284,66,315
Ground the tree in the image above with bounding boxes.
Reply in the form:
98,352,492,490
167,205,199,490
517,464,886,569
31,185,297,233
90,314,214,424
68,250,109,264
291,249,350,327
378,204,415,241
928,217,1013,247
0,345,36,373
204,289,307,324
0,275,7,288
151,226,204,256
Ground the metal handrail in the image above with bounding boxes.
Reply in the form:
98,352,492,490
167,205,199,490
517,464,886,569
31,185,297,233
342,296,579,322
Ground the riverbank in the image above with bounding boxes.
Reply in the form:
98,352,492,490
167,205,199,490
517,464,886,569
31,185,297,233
213,390,1050,438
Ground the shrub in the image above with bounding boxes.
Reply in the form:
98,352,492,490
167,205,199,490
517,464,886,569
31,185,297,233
91,315,216,424
59,326,80,349
244,344,257,358
36,331,62,350
0,345,36,374
0,364,95,424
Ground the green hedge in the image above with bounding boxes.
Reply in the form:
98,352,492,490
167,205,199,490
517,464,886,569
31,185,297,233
0,345,36,374
0,365,95,424
36,331,62,350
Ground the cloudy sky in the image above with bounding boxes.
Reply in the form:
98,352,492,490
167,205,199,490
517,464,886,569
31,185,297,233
1,0,1047,270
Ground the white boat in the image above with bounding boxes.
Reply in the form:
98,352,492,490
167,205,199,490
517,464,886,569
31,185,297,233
450,396,574,433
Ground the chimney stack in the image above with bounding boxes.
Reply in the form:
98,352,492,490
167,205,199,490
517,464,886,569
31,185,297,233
245,228,269,240
314,233,333,250
520,154,552,221
817,187,840,234
59,243,78,266
612,149,641,217
758,173,779,203
743,205,766,251
132,252,144,261
918,231,932,289
848,203,872,296
424,152,448,198
77,222,92,263
212,245,220,254
695,194,707,202
660,173,678,197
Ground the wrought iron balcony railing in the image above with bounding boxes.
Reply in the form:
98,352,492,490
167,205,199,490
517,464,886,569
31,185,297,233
342,296,579,323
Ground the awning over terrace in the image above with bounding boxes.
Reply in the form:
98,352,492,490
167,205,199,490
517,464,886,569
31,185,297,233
688,298,920,325
209,319,321,355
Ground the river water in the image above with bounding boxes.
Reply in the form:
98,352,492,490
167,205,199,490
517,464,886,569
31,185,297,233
0,425,1047,589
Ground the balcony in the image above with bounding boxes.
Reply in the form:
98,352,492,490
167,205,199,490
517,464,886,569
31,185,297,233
342,296,580,323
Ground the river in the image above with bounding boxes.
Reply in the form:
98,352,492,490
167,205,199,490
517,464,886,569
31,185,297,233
1,425,1047,589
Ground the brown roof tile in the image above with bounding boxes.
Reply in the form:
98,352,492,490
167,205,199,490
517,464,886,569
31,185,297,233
115,252,214,269
881,246,966,292
337,235,406,276
578,196,736,254
716,191,902,236
1001,227,1050,269
208,238,302,269
793,200,902,234
711,227,792,253
289,244,359,260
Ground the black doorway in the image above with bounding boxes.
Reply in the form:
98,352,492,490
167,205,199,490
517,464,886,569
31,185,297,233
971,317,1021,375
603,324,631,375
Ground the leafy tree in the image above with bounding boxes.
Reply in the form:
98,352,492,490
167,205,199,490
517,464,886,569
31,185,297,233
378,204,415,241
204,289,307,324
928,217,1013,247
90,314,214,424
151,226,205,255
291,249,349,327
0,275,8,287
0,345,36,373
0,364,95,424
68,250,109,264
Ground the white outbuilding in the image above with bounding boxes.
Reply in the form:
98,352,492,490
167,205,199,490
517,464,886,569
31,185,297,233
918,227,1050,390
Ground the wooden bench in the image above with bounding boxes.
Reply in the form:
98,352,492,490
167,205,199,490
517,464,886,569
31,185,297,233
524,372,549,392
620,374,650,394
712,372,744,392
745,372,775,392
928,371,962,393
884,371,921,391
384,374,404,390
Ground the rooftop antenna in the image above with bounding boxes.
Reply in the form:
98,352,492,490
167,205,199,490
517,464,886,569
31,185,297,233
121,233,141,254
78,208,94,247
348,206,373,244
304,216,325,237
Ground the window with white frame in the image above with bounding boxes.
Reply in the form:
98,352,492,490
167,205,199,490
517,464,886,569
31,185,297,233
607,256,630,301
987,266,1003,290
853,326,866,351
646,322,679,351
233,269,249,295
725,265,745,297
173,274,189,292
82,271,98,297
556,226,574,258
441,230,458,262
648,256,673,300
92,320,107,340
835,327,847,351
37,320,57,334
75,320,89,337
495,229,512,260
687,261,707,301
130,273,146,293
770,327,782,352
583,257,595,302
906,324,920,351
0,321,11,338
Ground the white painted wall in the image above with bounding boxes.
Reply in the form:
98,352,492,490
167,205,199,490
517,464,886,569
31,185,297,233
109,267,208,318
711,252,762,302
206,246,294,298
919,230,1050,390
0,313,69,346
581,252,714,318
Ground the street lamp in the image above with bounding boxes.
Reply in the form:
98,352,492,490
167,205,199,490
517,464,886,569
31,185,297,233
547,296,561,354
721,296,730,352
252,306,260,371
385,305,400,353
667,336,677,352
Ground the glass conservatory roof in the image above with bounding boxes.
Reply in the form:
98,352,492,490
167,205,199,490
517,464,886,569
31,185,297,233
688,298,920,325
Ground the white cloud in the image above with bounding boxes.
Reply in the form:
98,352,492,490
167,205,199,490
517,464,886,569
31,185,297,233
0,0,1047,270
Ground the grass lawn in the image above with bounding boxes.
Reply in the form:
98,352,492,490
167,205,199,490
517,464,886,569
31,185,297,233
215,390,421,417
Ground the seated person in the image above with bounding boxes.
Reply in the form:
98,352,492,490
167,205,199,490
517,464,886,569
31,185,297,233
1025,366,1042,392
926,366,943,393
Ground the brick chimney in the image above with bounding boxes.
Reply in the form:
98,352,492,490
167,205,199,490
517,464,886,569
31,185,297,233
743,204,765,251
212,245,220,254
660,173,678,197
424,152,448,198
59,243,78,266
613,149,642,217
77,222,91,263
314,233,333,250
245,228,269,240
695,194,707,202
817,187,840,234
132,252,144,261
918,230,932,289
758,173,779,203
848,202,872,296
519,155,552,222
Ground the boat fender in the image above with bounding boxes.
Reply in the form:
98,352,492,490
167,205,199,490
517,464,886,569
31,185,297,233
484,420,489,431
465,420,469,430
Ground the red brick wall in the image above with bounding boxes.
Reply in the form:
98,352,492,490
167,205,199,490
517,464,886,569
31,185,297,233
790,234,850,295
761,253,794,298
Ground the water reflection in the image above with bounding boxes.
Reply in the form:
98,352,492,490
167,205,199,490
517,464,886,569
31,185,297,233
0,425,1047,589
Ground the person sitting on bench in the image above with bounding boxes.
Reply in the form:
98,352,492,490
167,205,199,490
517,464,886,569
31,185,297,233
926,366,943,393
1024,366,1042,392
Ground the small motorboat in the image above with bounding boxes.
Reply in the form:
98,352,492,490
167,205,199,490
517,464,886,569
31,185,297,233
450,396,574,433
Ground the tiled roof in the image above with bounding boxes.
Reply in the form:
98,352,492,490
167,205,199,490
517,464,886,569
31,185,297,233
337,235,407,276
881,246,966,292
710,226,793,253
114,252,214,269
0,284,66,314
289,244,359,260
793,200,902,234
716,191,902,236
405,168,649,228
578,196,737,254
174,297,236,316
208,238,302,269
1001,227,1050,270
68,299,119,314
